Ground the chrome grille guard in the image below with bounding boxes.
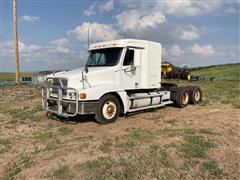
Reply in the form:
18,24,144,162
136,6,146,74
42,78,79,117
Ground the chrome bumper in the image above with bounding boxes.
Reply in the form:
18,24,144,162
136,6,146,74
42,85,97,117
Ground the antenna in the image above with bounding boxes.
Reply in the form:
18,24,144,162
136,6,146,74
87,23,90,49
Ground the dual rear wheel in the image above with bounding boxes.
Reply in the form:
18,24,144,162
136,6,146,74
172,86,202,108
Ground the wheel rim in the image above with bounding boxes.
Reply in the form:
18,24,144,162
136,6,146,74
194,90,201,101
102,101,117,119
182,92,189,105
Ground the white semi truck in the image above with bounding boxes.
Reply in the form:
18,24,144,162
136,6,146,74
42,39,202,124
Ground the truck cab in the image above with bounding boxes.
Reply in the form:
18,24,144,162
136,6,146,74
42,39,202,124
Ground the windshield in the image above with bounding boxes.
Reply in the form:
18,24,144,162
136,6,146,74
86,48,123,67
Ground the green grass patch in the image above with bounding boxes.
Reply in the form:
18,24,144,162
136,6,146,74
198,128,214,135
77,144,176,179
58,127,73,136
3,154,33,180
98,138,113,153
0,72,34,81
191,64,240,81
0,138,11,145
165,118,177,125
0,138,11,154
33,131,53,143
53,165,72,180
179,135,214,158
0,106,43,122
201,160,222,177
127,128,154,142
117,140,136,151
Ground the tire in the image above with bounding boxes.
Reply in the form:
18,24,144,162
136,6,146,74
170,88,190,108
95,94,120,124
188,86,202,104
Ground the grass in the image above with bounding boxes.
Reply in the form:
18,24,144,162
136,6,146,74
3,154,33,180
0,138,11,154
127,128,154,142
179,135,215,158
52,165,72,180
58,127,73,136
165,118,177,125
98,138,113,153
191,64,240,81
0,72,33,81
0,106,43,122
77,144,176,179
201,160,223,177
33,131,53,143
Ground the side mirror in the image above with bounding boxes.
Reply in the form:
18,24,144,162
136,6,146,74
134,49,141,67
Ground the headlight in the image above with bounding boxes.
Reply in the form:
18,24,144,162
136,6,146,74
67,92,76,99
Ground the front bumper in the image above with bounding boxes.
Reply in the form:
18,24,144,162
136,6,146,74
42,85,98,117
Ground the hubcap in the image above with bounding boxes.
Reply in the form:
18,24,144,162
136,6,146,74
102,101,116,119
182,92,189,105
194,90,200,101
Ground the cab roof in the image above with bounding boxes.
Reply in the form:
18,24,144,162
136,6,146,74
89,39,161,50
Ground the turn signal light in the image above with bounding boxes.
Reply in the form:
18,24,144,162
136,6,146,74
80,93,87,99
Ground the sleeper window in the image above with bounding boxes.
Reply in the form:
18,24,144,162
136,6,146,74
123,49,134,66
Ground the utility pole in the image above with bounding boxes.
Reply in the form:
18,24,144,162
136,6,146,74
13,0,20,84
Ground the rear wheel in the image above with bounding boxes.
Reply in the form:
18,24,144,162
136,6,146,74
95,94,120,124
188,86,202,104
171,88,190,108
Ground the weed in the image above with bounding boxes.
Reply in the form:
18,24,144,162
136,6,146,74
198,128,213,135
201,160,222,177
128,128,154,142
0,138,11,145
165,118,177,125
149,144,174,168
0,138,11,154
53,165,72,180
3,154,33,180
179,135,214,158
0,106,42,122
183,128,196,135
158,128,182,137
21,155,33,168
3,163,22,180
33,131,53,143
58,127,73,136
118,140,135,151
79,143,89,151
149,115,161,123
98,138,113,153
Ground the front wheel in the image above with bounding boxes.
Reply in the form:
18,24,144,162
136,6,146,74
95,94,120,124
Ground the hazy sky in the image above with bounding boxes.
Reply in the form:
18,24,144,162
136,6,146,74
1,0,239,72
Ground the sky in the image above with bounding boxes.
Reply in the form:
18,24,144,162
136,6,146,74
1,0,240,72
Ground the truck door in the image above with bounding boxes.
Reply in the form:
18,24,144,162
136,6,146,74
121,48,141,89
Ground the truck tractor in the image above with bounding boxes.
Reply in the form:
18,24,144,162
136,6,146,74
42,39,202,124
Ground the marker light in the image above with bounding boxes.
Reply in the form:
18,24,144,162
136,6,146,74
80,93,87,99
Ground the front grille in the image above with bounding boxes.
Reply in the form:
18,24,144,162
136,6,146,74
51,78,68,95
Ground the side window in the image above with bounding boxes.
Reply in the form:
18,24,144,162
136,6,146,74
123,49,134,66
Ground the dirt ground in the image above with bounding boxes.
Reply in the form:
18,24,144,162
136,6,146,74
0,85,239,179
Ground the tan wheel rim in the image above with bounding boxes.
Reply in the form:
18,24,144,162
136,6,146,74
182,92,189,105
102,101,116,119
194,90,201,101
